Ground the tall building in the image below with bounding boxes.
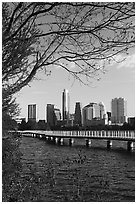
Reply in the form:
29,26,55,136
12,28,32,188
62,89,70,121
74,102,82,126
99,102,106,119
28,104,37,122
69,113,75,126
54,108,61,126
54,108,61,121
82,102,107,126
46,105,61,128
107,112,111,125
46,104,55,127
111,97,127,124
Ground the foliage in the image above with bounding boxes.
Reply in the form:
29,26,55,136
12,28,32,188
2,136,22,201
2,92,20,134
2,113,18,136
18,119,27,130
37,120,47,130
19,119,47,130
2,92,20,116
26,120,38,130
18,119,134,131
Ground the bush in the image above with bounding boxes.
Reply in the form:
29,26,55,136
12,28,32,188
2,113,17,137
2,136,22,201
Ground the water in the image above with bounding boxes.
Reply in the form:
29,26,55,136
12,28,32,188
19,136,135,202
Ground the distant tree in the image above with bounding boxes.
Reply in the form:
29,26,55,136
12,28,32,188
3,2,135,100
37,120,47,130
19,119,27,131
122,122,134,130
26,120,38,130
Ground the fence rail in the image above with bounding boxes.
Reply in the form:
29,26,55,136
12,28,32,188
17,130,135,142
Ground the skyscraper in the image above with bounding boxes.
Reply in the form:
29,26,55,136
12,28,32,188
54,108,61,121
46,104,55,127
111,97,127,124
54,108,61,126
99,102,106,119
62,89,70,121
28,104,37,122
74,102,82,126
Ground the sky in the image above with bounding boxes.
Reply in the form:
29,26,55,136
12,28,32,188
15,52,135,121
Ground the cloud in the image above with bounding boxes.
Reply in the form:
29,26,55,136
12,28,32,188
106,53,135,73
116,53,135,70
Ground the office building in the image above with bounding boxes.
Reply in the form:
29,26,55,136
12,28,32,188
54,108,61,121
74,102,82,126
54,108,61,126
28,104,37,122
46,104,55,127
47,105,61,127
99,102,106,119
107,112,111,125
82,102,107,126
62,89,70,121
111,97,127,124
69,113,75,126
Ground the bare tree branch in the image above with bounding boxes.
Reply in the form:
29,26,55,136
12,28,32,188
2,2,135,100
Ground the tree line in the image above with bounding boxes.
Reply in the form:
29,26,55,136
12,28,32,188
18,119,135,131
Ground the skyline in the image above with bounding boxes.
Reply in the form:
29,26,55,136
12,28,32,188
15,52,135,120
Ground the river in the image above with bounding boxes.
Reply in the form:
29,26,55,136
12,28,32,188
19,135,135,202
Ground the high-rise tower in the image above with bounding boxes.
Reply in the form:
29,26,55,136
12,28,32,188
74,102,82,126
54,108,61,126
46,104,55,127
62,89,70,121
99,102,106,119
111,97,127,124
28,104,37,122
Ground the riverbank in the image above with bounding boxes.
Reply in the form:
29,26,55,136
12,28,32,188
2,134,22,201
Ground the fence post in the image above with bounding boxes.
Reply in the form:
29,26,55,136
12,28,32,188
85,139,92,147
127,141,134,151
69,138,74,146
107,140,112,149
